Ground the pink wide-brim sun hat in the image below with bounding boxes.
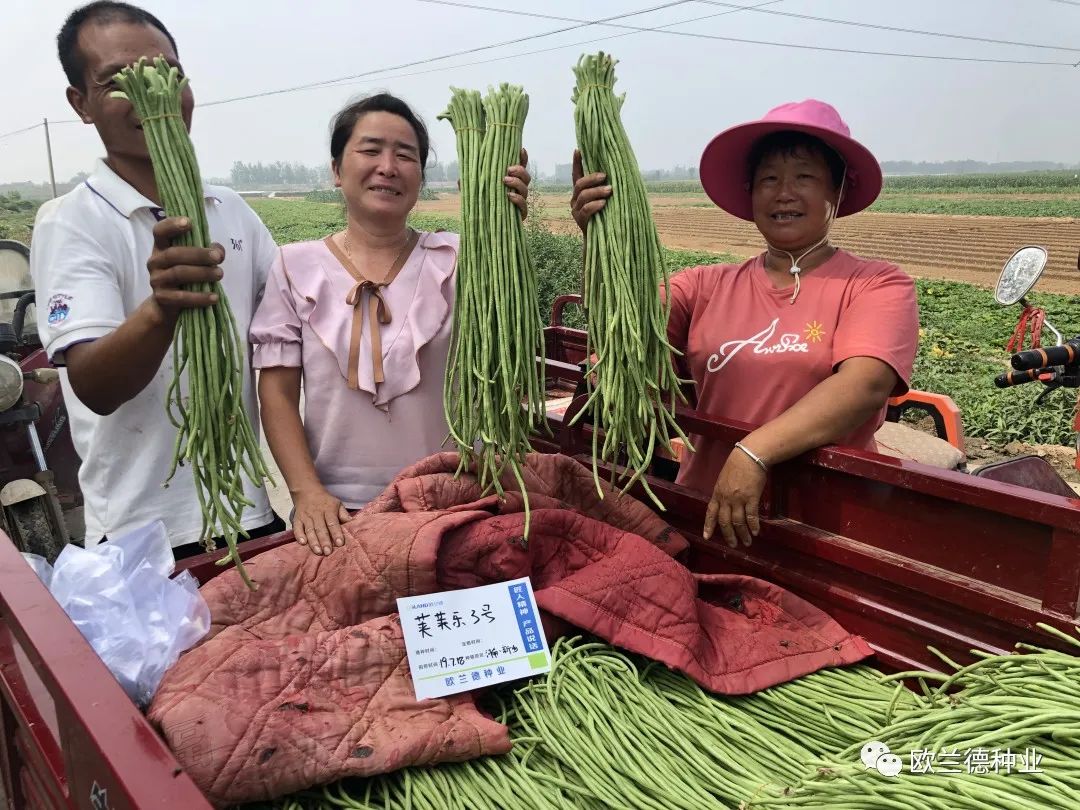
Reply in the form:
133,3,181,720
698,99,883,222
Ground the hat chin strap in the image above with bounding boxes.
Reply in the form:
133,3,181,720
764,171,847,305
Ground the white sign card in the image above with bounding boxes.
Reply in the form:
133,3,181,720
397,576,551,700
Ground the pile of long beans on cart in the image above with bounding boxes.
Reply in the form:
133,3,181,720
242,625,1080,810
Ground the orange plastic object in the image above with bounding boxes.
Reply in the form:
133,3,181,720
887,390,965,452
656,437,688,463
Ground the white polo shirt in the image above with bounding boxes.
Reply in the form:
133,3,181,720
31,159,275,547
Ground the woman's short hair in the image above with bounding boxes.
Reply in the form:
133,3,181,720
747,131,846,189
329,93,430,180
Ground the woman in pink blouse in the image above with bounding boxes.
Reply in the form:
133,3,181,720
250,94,529,556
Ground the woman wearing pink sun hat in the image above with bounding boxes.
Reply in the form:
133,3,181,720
571,98,919,549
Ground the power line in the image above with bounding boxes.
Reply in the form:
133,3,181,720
696,0,1080,53
0,119,80,143
417,0,1078,66
321,0,1080,105
7,0,1075,141
0,123,44,142
2,1,764,139
290,0,786,94
199,0,698,107
1044,0,1080,7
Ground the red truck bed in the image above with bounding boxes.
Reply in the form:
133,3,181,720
2,352,1079,806
540,308,1080,670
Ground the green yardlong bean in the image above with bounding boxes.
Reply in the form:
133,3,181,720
439,85,546,538
245,625,1080,810
247,637,940,810
751,623,1080,809
570,53,692,509
111,58,272,588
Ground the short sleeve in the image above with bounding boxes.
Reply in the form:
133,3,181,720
30,212,125,364
249,247,302,369
662,266,701,355
832,265,919,395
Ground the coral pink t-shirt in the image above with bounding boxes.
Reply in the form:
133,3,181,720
667,249,919,494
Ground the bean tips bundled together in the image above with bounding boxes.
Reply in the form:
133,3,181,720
571,52,692,510
112,57,273,588
439,84,546,538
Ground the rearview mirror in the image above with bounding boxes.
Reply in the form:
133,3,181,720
0,240,34,339
995,246,1047,306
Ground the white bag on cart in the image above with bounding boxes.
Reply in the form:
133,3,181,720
22,521,210,708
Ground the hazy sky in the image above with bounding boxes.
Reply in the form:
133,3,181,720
3,0,1080,185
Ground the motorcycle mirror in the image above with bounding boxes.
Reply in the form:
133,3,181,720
0,240,34,340
0,240,30,282
995,245,1048,306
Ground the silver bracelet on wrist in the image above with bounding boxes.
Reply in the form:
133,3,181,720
734,441,769,473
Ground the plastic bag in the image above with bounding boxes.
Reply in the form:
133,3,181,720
22,521,210,709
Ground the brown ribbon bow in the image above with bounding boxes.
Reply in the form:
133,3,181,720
324,230,419,392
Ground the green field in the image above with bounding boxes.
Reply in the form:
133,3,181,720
637,170,1080,196
530,171,1080,218
250,198,1080,448
654,190,1080,217
544,171,1080,194
912,280,1080,447
0,193,37,243
11,193,1077,449
869,195,1080,218
883,171,1080,194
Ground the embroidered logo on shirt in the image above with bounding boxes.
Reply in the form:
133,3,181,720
706,318,809,373
804,321,826,343
47,293,72,325
230,238,243,252
89,781,109,810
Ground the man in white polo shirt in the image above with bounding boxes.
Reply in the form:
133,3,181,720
31,1,284,557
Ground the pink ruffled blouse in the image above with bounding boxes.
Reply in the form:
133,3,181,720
250,231,459,508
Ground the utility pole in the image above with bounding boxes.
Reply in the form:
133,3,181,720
43,118,57,198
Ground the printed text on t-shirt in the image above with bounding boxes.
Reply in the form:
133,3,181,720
706,318,811,373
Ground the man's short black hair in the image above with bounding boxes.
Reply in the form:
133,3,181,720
57,1,178,90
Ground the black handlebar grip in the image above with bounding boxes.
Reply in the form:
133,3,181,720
1012,341,1080,371
995,368,1043,388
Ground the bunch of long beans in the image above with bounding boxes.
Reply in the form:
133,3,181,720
439,84,546,538
570,52,692,510
112,58,271,588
